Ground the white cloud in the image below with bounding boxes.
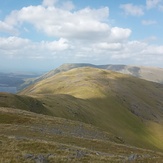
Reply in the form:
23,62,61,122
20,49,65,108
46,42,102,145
146,0,163,11
1,5,132,44
0,35,163,68
142,20,157,25
42,0,58,7
120,3,144,16
0,36,30,50
61,1,75,10
146,0,161,9
93,42,123,51
40,38,70,51
0,0,163,69
142,45,163,55
3,5,111,41
109,27,131,42
0,36,71,59
0,1,133,64
0,21,18,34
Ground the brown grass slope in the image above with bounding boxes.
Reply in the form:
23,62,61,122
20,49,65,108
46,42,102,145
20,67,163,151
1,107,163,162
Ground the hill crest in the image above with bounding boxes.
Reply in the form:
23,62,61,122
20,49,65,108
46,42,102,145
37,63,163,84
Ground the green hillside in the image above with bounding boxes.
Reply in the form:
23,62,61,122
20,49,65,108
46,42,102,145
0,92,50,115
20,67,163,151
1,107,163,162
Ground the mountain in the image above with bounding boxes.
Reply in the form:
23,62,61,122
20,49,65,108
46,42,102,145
20,67,163,151
19,63,163,92
34,63,163,84
1,66,163,162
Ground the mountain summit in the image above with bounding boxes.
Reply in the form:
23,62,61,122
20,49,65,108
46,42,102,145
35,63,163,84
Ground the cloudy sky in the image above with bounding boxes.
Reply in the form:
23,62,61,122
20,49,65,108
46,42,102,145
0,0,163,72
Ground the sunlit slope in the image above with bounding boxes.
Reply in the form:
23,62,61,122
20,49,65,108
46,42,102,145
20,67,163,150
20,63,163,91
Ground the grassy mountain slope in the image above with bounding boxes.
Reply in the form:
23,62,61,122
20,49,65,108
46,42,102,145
20,67,163,151
0,92,50,115
1,107,163,162
19,63,163,91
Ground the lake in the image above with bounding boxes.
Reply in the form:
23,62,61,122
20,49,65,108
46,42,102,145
0,87,17,93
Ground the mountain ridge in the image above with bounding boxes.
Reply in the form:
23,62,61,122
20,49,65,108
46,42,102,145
30,63,163,85
45,63,163,82
19,67,163,151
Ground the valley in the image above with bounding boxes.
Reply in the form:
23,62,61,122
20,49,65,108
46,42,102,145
0,72,41,93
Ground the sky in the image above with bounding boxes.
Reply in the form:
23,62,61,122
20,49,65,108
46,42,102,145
0,0,163,72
